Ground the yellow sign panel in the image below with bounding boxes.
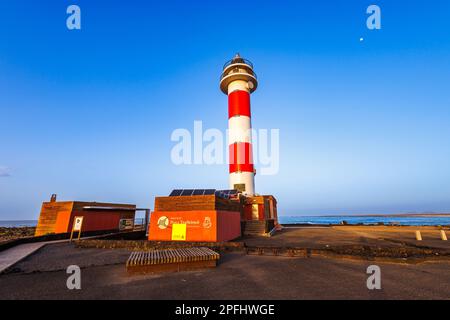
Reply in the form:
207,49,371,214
171,224,187,241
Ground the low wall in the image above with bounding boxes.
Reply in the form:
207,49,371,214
75,238,450,263
76,239,245,252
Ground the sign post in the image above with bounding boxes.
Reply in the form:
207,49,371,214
70,216,84,241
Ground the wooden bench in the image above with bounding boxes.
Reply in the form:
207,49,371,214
126,247,220,274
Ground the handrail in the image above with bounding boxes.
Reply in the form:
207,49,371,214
266,225,278,237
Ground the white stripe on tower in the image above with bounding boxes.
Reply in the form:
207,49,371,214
228,116,252,144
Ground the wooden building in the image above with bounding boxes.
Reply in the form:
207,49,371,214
148,189,279,241
35,196,136,236
148,192,241,242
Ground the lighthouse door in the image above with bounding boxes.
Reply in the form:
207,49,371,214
251,204,259,220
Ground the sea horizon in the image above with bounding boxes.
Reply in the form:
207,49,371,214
2,212,450,228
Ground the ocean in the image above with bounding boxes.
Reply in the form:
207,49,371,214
0,220,38,228
279,215,450,226
1,216,450,228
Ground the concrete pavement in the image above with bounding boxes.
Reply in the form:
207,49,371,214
0,242,48,273
1,244,449,299
0,235,102,273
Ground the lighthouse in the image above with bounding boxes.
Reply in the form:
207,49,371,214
220,54,258,196
148,54,279,242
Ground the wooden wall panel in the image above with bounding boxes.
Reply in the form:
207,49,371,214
35,202,74,236
155,195,240,212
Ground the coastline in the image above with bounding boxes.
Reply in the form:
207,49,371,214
293,213,450,217
0,227,36,243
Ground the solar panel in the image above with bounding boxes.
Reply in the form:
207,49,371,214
181,189,195,196
169,189,183,196
170,189,219,197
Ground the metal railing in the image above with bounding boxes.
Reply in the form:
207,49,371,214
220,67,257,81
133,218,146,231
223,58,254,70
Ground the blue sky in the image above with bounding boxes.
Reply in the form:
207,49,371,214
1,0,450,219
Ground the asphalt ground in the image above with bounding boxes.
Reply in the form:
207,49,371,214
0,242,449,300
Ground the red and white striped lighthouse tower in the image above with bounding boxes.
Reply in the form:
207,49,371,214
220,54,258,195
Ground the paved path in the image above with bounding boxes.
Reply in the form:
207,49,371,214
0,239,87,274
0,233,120,274
0,242,50,273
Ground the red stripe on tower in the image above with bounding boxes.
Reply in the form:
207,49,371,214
229,142,254,173
228,90,251,118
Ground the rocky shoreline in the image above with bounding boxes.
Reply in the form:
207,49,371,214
0,227,36,243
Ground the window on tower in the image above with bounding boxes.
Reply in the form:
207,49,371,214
234,184,246,192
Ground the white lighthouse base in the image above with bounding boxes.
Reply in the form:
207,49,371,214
229,171,255,196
